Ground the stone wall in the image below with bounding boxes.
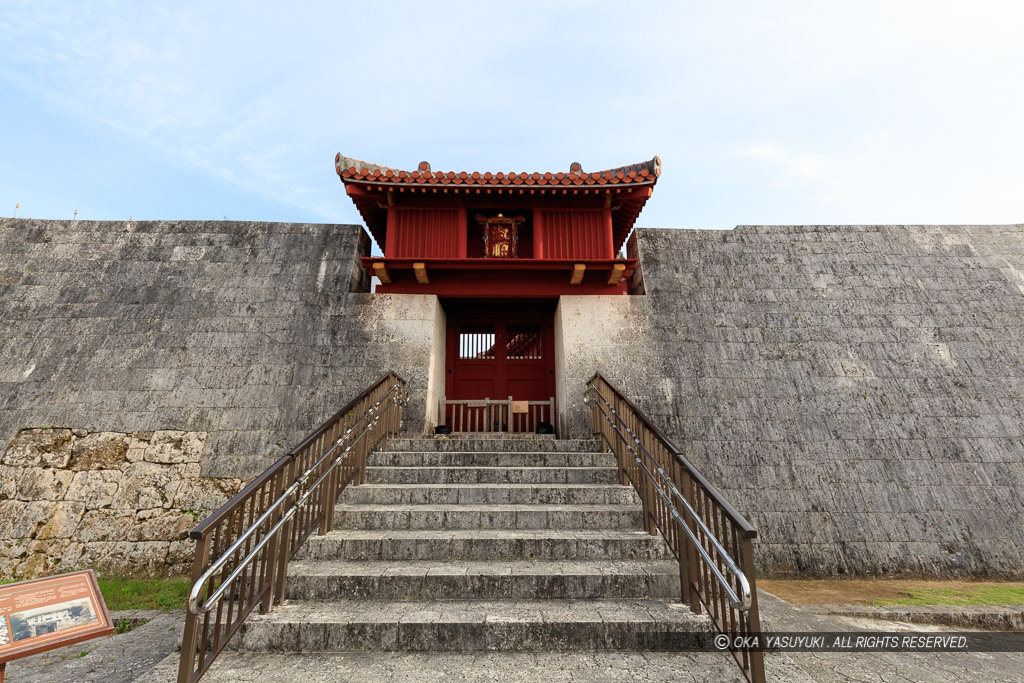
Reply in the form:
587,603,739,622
554,295,656,438
0,428,243,578
0,219,439,481
560,225,1024,578
6,217,1024,580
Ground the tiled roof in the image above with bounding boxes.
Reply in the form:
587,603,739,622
335,155,661,187
337,155,660,253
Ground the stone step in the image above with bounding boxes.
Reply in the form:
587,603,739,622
235,599,712,653
295,529,672,561
284,560,681,601
182,651,749,683
385,438,603,453
332,504,643,530
340,483,639,506
368,451,614,467
364,466,618,485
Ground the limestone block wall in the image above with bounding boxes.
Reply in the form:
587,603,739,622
6,216,1024,580
0,219,439,482
554,295,656,438
0,428,243,578
561,225,1024,578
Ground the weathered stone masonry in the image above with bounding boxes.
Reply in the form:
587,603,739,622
0,428,243,578
3,218,1024,580
0,218,441,576
563,225,1024,579
0,219,437,480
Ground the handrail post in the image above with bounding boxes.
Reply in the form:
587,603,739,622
585,372,762,683
261,467,285,613
274,456,297,606
179,372,408,683
616,393,653,533
639,419,657,536
686,474,702,613
355,407,368,486
605,383,628,486
320,452,339,536
671,455,692,611
178,532,212,683
391,382,400,439
740,536,765,682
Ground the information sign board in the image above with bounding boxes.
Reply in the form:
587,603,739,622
0,570,113,679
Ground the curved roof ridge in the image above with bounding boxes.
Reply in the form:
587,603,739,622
335,155,400,176
335,155,661,186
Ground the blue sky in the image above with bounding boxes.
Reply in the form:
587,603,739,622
1,1,1021,243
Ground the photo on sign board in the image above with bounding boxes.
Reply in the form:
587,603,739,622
0,618,9,645
8,598,96,642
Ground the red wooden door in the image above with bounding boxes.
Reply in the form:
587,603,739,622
445,303,555,431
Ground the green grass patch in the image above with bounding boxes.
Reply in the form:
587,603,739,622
761,579,1024,606
872,585,1024,607
96,577,190,611
1,576,190,611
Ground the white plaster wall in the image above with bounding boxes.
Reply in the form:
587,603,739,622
425,298,447,433
553,300,567,437
554,295,656,438
371,293,443,435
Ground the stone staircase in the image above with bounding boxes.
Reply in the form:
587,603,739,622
192,435,734,680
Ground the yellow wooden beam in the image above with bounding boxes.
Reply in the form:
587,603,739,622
607,263,626,286
413,262,429,284
570,263,586,285
372,261,391,285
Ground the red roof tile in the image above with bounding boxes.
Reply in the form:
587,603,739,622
336,155,660,253
335,155,661,188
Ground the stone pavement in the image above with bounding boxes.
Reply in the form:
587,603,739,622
757,592,1024,682
8,594,1024,681
151,651,752,682
150,593,1024,682
801,603,1024,631
3,609,184,683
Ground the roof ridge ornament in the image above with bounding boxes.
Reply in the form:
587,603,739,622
336,154,659,186
336,153,660,261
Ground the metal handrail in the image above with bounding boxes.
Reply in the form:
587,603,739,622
584,372,764,683
189,372,404,539
585,373,756,537
178,371,408,683
586,385,751,610
187,386,400,616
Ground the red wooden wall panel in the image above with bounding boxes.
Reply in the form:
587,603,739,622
390,208,461,258
540,209,608,259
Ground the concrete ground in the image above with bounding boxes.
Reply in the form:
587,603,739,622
7,594,1024,682
3,610,184,683
757,592,1024,682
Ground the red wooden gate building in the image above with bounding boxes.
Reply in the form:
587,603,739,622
336,154,661,434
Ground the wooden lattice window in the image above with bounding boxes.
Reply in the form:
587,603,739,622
505,324,542,359
459,324,496,359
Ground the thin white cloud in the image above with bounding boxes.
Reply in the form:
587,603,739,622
0,1,1022,226
733,143,832,188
